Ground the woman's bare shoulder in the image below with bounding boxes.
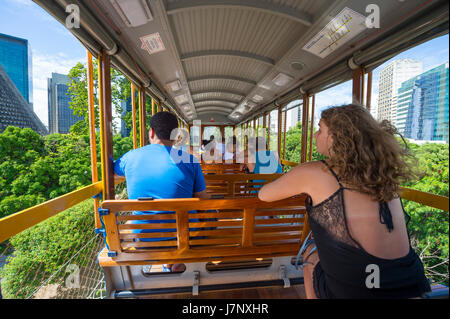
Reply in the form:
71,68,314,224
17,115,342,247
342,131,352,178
291,160,327,175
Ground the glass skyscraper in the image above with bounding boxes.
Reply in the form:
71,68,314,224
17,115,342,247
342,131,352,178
0,33,33,109
48,73,83,134
121,97,132,137
397,62,449,142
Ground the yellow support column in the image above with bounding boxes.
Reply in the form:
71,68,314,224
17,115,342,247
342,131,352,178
131,83,138,149
87,50,100,229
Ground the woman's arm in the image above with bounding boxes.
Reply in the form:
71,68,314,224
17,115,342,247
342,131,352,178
258,161,318,202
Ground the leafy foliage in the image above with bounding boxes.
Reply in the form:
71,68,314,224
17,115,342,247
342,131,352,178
0,200,95,299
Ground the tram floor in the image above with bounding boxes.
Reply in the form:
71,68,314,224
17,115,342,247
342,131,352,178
138,284,307,299
132,262,306,299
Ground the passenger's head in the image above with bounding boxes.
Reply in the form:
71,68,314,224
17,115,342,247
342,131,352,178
149,111,179,144
226,136,238,153
315,104,415,202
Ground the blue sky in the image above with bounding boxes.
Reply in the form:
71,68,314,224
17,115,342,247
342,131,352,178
0,0,448,128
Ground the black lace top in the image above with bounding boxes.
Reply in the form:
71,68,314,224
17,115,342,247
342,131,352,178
305,160,431,299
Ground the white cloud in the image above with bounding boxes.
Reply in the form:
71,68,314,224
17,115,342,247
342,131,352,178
31,50,84,127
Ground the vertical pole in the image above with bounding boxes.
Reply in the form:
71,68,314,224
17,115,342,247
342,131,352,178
309,95,315,162
366,71,373,111
131,84,138,149
267,113,270,150
253,118,256,137
98,50,115,200
277,106,282,157
139,87,146,147
87,50,100,229
282,110,287,161
352,67,364,105
301,94,309,163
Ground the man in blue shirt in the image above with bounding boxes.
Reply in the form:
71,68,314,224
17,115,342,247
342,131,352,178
114,112,208,272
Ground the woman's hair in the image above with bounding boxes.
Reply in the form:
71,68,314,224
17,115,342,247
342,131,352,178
320,104,416,202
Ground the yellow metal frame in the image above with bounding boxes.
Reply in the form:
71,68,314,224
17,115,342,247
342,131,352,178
0,182,102,243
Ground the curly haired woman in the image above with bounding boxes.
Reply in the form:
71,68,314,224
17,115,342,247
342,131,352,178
258,104,431,299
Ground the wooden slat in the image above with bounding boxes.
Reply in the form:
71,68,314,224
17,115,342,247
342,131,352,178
102,243,301,262
254,226,302,233
102,196,306,213
119,232,178,239
254,217,304,225
119,223,176,230
98,247,297,267
189,228,243,237
242,208,256,247
122,241,178,248
186,211,243,219
176,210,189,250
189,220,242,228
189,237,241,245
117,213,176,221
253,234,301,242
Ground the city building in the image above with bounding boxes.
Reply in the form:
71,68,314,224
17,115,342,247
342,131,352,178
120,97,132,137
0,33,33,109
0,64,47,135
377,59,422,126
47,73,83,134
397,62,449,142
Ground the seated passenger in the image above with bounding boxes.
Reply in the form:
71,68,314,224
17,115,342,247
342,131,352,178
224,136,241,163
258,104,431,299
202,135,222,163
114,111,209,272
243,136,282,193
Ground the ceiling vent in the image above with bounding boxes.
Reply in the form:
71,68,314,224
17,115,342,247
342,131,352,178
111,0,153,27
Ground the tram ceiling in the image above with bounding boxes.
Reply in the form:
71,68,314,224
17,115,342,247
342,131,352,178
34,0,448,124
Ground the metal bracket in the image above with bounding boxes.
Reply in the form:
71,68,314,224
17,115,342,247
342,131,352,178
92,192,103,200
280,265,290,288
98,208,110,216
193,271,200,296
95,228,105,235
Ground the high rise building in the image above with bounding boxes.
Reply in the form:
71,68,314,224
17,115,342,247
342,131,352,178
0,33,33,109
47,73,83,134
120,98,132,137
0,64,47,134
397,62,449,142
377,59,422,125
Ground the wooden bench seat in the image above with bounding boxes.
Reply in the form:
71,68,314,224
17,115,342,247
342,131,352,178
98,196,308,267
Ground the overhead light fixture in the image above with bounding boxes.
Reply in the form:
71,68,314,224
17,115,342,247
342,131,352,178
111,0,153,27
247,101,256,108
167,80,182,91
182,104,190,111
174,94,188,104
272,73,294,86
252,94,264,102
291,61,305,71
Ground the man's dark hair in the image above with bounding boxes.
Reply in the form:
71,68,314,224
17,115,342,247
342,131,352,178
149,111,179,140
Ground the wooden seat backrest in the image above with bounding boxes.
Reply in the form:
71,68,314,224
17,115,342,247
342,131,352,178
204,173,282,198
98,196,309,266
201,163,242,174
